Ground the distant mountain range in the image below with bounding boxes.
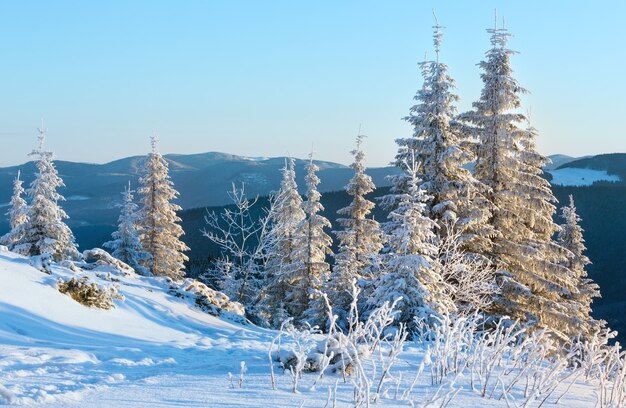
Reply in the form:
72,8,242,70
1,151,622,235
0,152,403,228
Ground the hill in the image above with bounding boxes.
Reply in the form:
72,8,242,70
0,249,602,406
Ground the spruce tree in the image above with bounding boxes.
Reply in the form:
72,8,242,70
398,24,494,255
461,25,581,339
104,182,151,275
369,156,454,331
283,156,333,327
329,133,383,328
14,126,79,261
137,135,189,279
259,158,306,327
558,195,602,334
0,171,28,248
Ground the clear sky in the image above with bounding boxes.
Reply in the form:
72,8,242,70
0,0,624,167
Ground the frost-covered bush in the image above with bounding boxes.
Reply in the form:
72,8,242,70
169,278,245,318
270,286,405,402
81,248,135,275
29,253,54,274
58,276,123,309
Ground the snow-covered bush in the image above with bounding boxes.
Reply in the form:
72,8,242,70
435,223,498,314
170,278,245,318
57,276,123,309
81,248,135,275
29,253,54,274
270,286,405,401
203,183,270,307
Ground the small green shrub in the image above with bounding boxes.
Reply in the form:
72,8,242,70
58,276,124,309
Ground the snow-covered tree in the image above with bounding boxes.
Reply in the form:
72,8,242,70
558,195,602,334
369,156,454,332
203,183,270,307
137,135,189,280
460,26,581,339
397,23,494,255
434,222,498,314
258,158,306,327
13,126,79,261
0,171,28,248
103,182,151,275
283,156,333,327
328,134,383,328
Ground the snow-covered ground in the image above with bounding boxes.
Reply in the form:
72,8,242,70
0,249,602,407
548,167,620,186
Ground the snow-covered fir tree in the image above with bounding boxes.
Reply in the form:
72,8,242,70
258,158,306,327
103,182,151,275
283,155,333,327
398,23,494,256
137,135,189,280
13,126,79,261
369,155,454,332
460,26,584,339
558,195,602,334
0,171,28,248
328,133,383,329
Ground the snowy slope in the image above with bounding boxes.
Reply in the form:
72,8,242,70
0,249,273,405
548,167,620,186
0,249,601,407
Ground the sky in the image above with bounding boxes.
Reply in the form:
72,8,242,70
0,0,624,168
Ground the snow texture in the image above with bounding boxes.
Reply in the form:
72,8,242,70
548,168,620,186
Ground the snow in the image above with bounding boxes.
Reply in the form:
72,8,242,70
0,249,602,406
548,168,620,186
244,156,270,162
65,195,91,201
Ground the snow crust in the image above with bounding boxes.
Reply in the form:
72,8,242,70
548,168,620,186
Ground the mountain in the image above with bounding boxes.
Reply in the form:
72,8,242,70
0,152,401,248
544,154,586,170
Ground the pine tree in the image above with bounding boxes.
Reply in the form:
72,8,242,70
329,133,383,328
398,23,494,255
104,182,151,275
14,126,79,261
460,25,581,339
369,156,454,332
259,158,306,327
558,195,602,334
0,171,28,248
283,156,333,327
137,135,189,279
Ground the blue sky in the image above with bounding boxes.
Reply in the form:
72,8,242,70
0,1,624,167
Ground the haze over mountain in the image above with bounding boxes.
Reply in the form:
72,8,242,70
0,152,402,226
1,151,619,237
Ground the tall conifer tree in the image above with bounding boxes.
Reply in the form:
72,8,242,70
461,25,583,339
104,182,151,275
329,133,383,327
14,125,79,261
398,23,494,255
260,158,306,326
0,171,28,248
283,156,333,327
137,135,189,279
558,196,602,334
